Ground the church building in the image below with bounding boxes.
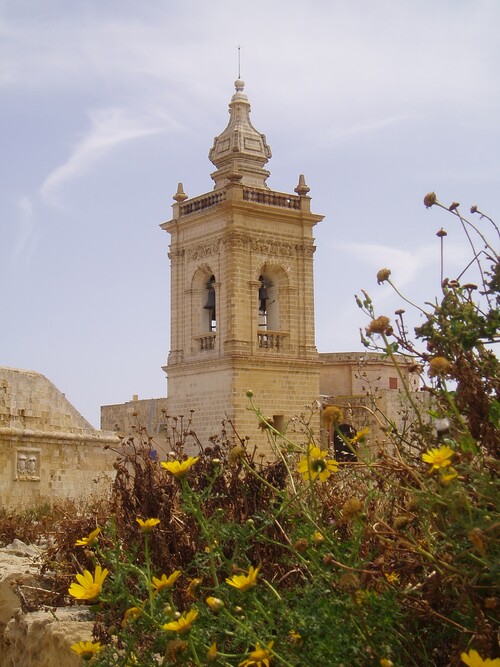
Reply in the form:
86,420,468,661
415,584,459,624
101,80,420,456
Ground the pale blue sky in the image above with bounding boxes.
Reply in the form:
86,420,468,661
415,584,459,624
1,0,499,426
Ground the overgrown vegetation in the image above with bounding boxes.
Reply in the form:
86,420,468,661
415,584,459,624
1,195,498,666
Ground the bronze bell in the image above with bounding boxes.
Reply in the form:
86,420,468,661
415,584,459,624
204,286,216,310
258,280,268,312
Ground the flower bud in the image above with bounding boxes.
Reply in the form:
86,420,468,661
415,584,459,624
206,597,225,612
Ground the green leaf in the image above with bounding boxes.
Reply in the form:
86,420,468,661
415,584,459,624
488,399,500,428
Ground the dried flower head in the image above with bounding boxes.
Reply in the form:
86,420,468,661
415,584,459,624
342,497,363,518
428,356,452,377
228,445,246,466
321,405,344,428
338,572,360,592
377,268,391,284
367,316,391,335
423,192,437,208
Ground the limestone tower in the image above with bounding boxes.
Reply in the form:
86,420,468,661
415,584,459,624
161,80,324,452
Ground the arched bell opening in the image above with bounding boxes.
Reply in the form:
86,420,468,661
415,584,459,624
257,273,279,331
203,275,217,333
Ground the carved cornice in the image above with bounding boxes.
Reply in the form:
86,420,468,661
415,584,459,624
295,243,316,256
168,248,185,261
181,234,315,261
187,239,221,260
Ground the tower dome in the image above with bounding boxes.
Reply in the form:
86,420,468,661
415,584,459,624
208,80,272,190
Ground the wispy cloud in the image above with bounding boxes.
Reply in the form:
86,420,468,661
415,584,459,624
339,241,436,286
10,196,37,267
40,107,172,205
327,115,411,146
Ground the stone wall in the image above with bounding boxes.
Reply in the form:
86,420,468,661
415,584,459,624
0,368,119,511
0,540,93,667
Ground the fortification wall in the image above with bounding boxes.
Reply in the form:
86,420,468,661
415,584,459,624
0,368,118,511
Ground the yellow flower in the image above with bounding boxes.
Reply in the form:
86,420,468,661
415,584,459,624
136,517,160,532
312,531,324,544
288,630,303,646
422,445,454,471
75,527,101,547
161,456,199,478
440,467,458,486
380,660,394,667
297,444,338,483
68,565,109,600
186,577,203,598
461,649,500,666
206,596,225,612
349,427,370,445
162,608,199,634
239,641,274,667
207,642,218,662
385,572,400,585
121,606,142,627
226,565,260,592
152,571,181,593
70,640,103,660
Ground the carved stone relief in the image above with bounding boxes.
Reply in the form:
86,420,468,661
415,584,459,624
15,449,40,480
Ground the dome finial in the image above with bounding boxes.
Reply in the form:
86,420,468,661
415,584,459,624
208,81,272,190
173,182,188,202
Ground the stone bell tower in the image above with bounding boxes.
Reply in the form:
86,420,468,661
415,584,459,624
161,80,324,452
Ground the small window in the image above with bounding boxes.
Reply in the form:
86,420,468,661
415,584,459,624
389,377,398,390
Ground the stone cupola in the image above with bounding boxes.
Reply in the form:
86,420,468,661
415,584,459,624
208,79,272,190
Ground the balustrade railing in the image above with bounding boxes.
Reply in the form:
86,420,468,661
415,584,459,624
179,192,226,216
194,333,216,351
257,331,289,351
243,188,300,209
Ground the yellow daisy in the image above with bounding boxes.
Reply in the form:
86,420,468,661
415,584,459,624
422,445,454,471
461,649,500,666
161,456,199,478
162,608,199,634
152,570,181,593
226,565,260,592
68,565,108,601
70,640,103,660
238,641,274,667
75,527,101,547
297,444,338,483
136,517,161,532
